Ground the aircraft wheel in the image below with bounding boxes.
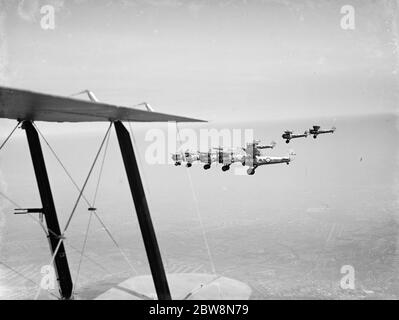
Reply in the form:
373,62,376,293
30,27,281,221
186,163,192,168
313,135,317,139
286,140,290,144
204,164,210,170
222,165,230,172
242,162,246,166
174,162,180,166
247,168,255,175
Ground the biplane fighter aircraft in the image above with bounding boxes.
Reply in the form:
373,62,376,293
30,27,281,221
172,140,292,175
308,125,336,139
282,130,308,144
183,150,200,167
198,149,218,170
171,151,184,166
182,147,240,171
171,150,200,167
214,140,277,172
243,140,295,175
216,147,246,172
245,150,296,175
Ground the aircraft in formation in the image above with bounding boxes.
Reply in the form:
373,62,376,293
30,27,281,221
308,125,336,139
172,126,335,175
282,130,308,144
172,140,294,175
282,125,336,143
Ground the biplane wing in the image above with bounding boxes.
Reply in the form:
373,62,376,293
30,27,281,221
0,86,205,123
0,86,206,301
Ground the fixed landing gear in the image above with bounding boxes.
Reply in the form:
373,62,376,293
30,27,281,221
286,140,290,144
222,165,230,172
174,162,181,166
247,167,255,175
203,164,211,170
186,163,192,168
313,135,317,139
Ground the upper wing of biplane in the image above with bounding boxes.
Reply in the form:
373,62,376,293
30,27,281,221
0,86,205,123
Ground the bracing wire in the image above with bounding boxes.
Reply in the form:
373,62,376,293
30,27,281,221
73,210,93,294
33,123,141,298
0,122,20,152
0,190,111,274
33,123,112,300
35,124,139,277
0,180,60,300
72,126,112,293
72,127,140,294
0,260,60,299
72,129,112,294
91,210,139,275
62,122,113,233
91,129,111,205
0,190,111,298
175,122,222,299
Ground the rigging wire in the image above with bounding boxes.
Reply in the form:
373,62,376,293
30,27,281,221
33,123,141,298
73,209,93,294
62,122,112,234
72,128,112,294
33,123,112,300
175,122,222,299
91,126,111,205
34,124,139,276
0,122,20,152
72,127,139,294
0,190,110,273
0,190,111,299
0,260,60,299
0,177,62,299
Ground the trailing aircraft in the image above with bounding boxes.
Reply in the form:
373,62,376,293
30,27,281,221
281,130,308,144
308,125,336,139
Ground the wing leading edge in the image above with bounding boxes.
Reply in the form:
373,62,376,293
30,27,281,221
0,86,206,123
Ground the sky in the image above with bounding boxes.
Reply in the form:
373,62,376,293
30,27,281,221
0,0,398,135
